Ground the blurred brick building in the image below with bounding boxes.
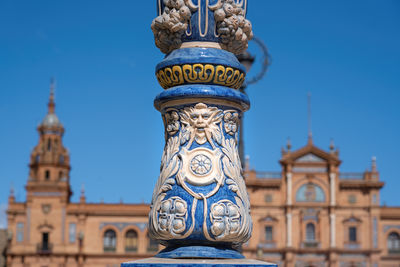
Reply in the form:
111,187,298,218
6,91,400,267
0,229,7,267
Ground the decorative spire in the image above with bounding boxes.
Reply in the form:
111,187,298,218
80,183,86,203
286,137,292,152
8,183,15,203
10,183,14,197
371,156,377,172
39,78,63,131
307,92,313,144
329,139,335,153
48,77,56,114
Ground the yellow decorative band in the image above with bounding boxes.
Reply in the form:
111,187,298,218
156,64,245,90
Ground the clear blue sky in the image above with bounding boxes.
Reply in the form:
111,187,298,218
1,1,399,226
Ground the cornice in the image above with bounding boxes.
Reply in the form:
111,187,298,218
246,179,281,189
67,203,150,216
339,180,384,190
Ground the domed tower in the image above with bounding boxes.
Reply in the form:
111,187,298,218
26,80,71,203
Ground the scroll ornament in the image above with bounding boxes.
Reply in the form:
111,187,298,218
149,103,251,246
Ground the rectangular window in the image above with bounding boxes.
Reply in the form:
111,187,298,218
349,226,357,242
42,232,49,251
265,226,273,241
17,222,24,242
372,194,377,204
69,223,76,243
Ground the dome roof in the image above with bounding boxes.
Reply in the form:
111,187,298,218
39,79,64,129
41,113,63,128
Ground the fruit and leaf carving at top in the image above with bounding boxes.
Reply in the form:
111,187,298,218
152,0,253,55
152,0,192,54
213,0,253,54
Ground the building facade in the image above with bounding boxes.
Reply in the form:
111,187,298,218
6,92,400,267
0,229,7,267
242,140,400,267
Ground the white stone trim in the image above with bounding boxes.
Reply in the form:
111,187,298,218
330,213,336,247
286,172,292,205
286,213,292,247
330,172,336,206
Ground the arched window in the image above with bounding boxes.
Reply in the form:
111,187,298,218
59,171,63,180
125,230,138,252
45,170,50,180
35,155,40,163
47,139,52,151
306,223,315,241
103,230,116,252
388,232,400,254
296,183,325,202
147,233,159,253
59,155,64,164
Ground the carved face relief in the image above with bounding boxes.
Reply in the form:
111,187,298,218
165,110,180,136
181,103,222,146
190,107,212,143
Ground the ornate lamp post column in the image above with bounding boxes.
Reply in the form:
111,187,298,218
140,1,274,263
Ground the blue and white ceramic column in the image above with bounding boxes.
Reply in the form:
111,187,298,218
150,0,253,259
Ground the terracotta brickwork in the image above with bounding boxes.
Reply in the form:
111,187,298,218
6,95,400,267
242,139,400,266
0,229,7,267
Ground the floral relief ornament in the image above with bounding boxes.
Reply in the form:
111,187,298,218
223,111,239,136
165,110,180,136
150,103,251,244
210,200,241,239
158,196,188,236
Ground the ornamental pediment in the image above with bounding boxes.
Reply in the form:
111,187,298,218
295,153,325,163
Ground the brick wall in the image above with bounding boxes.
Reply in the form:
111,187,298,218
0,229,7,267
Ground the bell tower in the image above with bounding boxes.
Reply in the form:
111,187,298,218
26,79,71,203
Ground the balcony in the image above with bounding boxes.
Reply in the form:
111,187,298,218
302,240,320,248
103,246,116,252
345,243,360,249
37,243,53,254
257,242,276,249
389,249,400,255
256,172,282,179
125,246,138,253
339,172,364,180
